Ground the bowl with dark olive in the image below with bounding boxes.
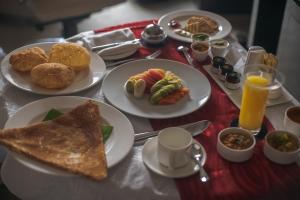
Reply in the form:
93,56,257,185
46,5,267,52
217,127,256,162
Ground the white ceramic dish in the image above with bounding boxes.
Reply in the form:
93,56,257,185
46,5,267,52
158,9,232,43
99,44,139,61
264,130,300,164
1,42,106,95
102,59,211,119
142,137,206,178
3,96,134,177
191,42,210,62
217,127,256,162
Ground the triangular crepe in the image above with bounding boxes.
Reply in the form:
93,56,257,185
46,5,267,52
0,100,107,181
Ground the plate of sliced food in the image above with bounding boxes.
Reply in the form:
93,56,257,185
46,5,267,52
1,96,134,181
102,59,211,119
0,42,106,95
158,9,232,43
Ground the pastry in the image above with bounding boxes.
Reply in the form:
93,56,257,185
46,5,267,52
184,16,218,34
31,63,75,89
9,47,48,72
0,101,107,181
49,43,90,71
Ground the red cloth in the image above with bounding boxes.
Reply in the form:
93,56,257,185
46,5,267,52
95,20,300,200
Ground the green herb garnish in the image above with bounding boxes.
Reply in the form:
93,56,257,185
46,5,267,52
102,125,113,142
42,108,113,142
43,109,63,121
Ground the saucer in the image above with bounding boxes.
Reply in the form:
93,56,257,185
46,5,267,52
142,137,207,178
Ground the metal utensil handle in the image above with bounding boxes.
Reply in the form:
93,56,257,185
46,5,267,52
134,120,209,141
183,50,194,66
198,164,210,182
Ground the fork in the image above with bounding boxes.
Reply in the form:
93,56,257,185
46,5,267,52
106,50,162,68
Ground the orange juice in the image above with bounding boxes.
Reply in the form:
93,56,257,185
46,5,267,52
239,75,270,131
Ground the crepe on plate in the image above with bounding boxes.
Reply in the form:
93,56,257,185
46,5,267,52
0,100,107,181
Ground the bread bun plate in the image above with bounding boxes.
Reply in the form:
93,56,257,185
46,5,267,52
1,42,106,95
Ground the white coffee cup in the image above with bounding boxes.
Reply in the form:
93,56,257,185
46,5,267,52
284,106,300,137
157,127,193,169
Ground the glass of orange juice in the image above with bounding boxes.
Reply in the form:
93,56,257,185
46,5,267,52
239,64,283,133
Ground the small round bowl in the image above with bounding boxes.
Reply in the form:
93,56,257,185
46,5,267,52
264,130,300,164
192,32,210,43
191,41,210,62
217,127,256,162
210,39,230,57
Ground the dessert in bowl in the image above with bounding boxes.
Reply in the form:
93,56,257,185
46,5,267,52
217,127,256,162
191,41,210,62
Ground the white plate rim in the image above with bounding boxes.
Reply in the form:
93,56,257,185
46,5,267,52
100,44,139,61
102,58,211,119
142,137,206,178
3,96,134,177
0,42,106,95
158,9,232,43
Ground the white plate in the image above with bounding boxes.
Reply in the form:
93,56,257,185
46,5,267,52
158,9,232,43
100,44,139,61
142,137,206,178
3,96,134,177
102,59,211,119
1,42,106,95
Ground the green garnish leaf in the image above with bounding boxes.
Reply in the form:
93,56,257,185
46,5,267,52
43,109,63,121
102,125,113,142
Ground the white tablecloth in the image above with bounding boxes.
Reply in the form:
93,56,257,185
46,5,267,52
0,40,298,200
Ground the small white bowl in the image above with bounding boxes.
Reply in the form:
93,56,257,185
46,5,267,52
191,42,210,62
217,127,256,162
210,39,230,57
264,130,300,164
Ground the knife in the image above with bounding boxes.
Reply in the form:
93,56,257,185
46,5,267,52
91,39,140,51
134,120,211,142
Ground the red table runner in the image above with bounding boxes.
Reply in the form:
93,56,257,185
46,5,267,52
95,20,300,200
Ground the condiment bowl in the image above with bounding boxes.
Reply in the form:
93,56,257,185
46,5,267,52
210,39,230,57
217,127,256,162
263,130,300,164
191,41,210,62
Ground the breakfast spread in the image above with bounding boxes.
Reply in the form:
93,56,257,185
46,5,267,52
0,101,107,181
9,42,91,89
125,68,189,105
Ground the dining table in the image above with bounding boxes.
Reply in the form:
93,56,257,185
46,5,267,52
0,19,300,200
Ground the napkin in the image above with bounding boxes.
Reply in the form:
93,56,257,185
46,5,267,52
83,28,140,60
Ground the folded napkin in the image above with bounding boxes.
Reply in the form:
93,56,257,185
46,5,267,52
83,28,140,60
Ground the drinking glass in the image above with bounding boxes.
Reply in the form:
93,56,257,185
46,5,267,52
239,64,284,134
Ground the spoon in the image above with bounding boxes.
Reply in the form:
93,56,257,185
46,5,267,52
190,143,209,182
177,46,194,66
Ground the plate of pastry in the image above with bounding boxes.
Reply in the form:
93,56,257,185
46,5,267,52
158,9,232,43
1,96,134,180
102,59,211,119
0,42,106,95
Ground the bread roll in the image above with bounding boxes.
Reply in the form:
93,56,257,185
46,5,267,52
9,47,48,72
31,63,75,89
49,43,90,71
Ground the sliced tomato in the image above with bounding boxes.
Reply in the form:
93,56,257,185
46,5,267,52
147,69,165,81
